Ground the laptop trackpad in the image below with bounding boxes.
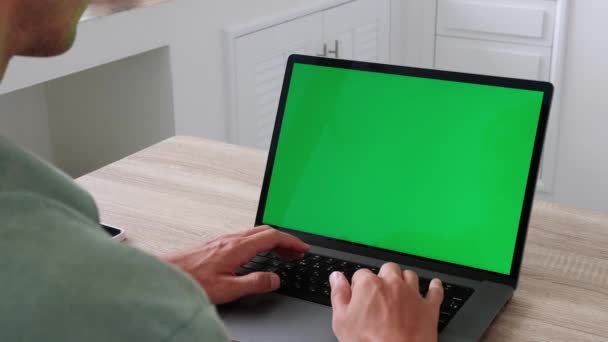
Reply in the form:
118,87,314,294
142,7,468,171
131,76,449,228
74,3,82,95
218,293,335,342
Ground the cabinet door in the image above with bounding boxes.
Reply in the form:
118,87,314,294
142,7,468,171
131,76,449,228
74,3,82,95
323,0,390,63
437,0,556,47
435,36,552,81
234,14,324,149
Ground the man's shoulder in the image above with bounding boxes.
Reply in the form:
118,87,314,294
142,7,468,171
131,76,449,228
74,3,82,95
0,191,229,342
0,137,99,222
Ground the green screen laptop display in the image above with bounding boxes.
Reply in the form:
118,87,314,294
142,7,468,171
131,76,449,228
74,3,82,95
262,63,545,275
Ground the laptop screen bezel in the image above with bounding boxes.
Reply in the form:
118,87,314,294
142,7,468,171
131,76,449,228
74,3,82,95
255,54,554,288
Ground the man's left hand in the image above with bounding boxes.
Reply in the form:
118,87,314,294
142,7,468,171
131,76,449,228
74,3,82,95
162,226,310,305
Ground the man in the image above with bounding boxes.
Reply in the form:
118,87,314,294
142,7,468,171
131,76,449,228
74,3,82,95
0,1,444,341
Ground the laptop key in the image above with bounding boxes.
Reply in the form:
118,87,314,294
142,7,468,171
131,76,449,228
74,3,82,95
269,259,283,267
324,257,336,265
419,278,431,296
242,262,263,271
455,287,475,299
438,320,447,332
338,261,352,268
447,300,463,311
295,267,309,276
307,285,318,294
310,255,323,262
322,281,330,288
264,266,279,273
344,268,357,279
310,270,322,278
252,256,270,264
269,253,282,260
235,267,254,276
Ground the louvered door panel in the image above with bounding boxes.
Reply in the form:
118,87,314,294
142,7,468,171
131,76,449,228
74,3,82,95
234,14,324,148
354,23,380,61
254,54,284,149
323,0,390,63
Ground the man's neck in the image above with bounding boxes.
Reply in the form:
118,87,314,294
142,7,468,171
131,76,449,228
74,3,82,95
0,47,9,82
0,8,15,81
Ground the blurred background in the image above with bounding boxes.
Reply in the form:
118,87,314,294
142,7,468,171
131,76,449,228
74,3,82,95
0,0,606,212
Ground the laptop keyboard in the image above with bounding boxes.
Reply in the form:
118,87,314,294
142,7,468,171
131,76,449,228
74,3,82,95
236,252,474,332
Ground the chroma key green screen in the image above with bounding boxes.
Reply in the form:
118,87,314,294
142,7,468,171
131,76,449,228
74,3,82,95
262,63,544,275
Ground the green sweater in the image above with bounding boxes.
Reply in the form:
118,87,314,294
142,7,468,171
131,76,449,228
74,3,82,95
0,137,229,341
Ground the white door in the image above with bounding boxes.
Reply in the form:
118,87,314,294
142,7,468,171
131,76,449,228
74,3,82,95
323,0,391,63
234,13,324,149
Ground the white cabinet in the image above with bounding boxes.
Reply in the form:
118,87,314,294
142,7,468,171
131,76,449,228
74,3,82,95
435,0,555,81
227,0,391,149
435,36,552,81
323,0,390,62
232,14,324,149
430,0,569,193
437,0,556,46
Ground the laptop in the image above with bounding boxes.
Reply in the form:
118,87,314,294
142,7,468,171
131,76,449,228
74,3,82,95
219,54,554,341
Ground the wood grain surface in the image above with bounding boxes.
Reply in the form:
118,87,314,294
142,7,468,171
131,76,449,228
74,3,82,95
77,136,608,341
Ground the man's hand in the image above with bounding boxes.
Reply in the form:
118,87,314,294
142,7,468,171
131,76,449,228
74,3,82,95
163,226,309,305
330,263,444,342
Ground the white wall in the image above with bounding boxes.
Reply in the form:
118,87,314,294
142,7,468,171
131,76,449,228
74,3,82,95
0,48,175,178
0,85,55,162
46,48,175,177
547,0,608,212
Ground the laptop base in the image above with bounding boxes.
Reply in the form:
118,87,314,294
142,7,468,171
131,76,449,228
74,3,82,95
219,247,513,342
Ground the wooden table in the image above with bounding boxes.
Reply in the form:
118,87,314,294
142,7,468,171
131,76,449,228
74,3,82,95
77,136,608,341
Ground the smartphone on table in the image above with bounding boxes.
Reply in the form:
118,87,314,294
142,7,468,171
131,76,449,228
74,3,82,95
101,224,126,242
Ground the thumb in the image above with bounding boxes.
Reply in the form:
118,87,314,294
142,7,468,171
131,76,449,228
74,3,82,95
329,271,351,310
225,272,280,300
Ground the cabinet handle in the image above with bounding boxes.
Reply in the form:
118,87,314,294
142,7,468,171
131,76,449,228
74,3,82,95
316,43,328,57
328,40,339,59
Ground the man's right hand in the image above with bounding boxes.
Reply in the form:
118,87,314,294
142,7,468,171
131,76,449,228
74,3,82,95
330,263,444,342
